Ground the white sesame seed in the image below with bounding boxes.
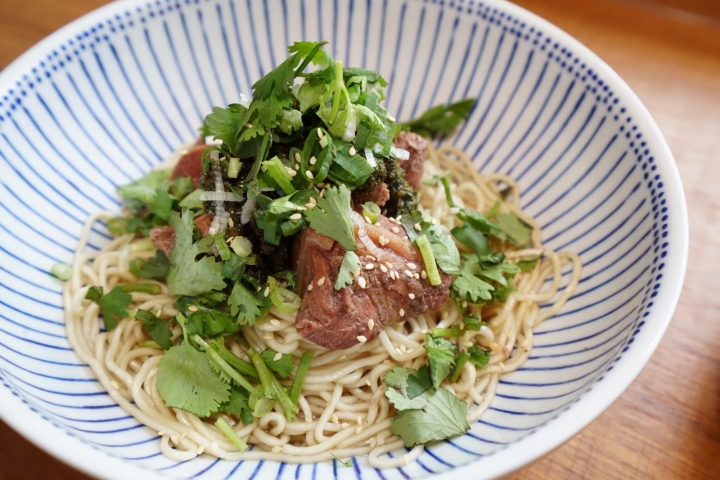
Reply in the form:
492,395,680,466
342,422,350,428
319,189,325,197
364,215,372,224
396,215,403,222
290,213,302,220
309,156,317,165
391,226,400,234
499,362,506,371
356,415,363,425
158,431,166,436
245,123,253,128
273,352,283,361
464,341,474,348
379,235,389,246
187,305,199,312
490,342,498,350
197,445,205,455
307,284,314,291
287,168,297,177
409,293,415,300
403,454,409,466
332,414,339,424
356,425,363,434
349,146,357,155
317,128,324,138
272,445,283,453
296,206,306,211
414,272,419,279
270,319,281,326
318,276,326,286
431,218,437,225
406,262,417,269
414,223,422,232
306,170,314,179
228,217,234,228
260,165,267,172
380,265,388,273
365,378,372,386
264,333,273,340
399,344,407,353
370,438,377,448
365,263,374,270
421,270,427,279
368,320,375,330
294,152,301,163
442,311,449,319
110,380,120,390
357,335,367,343
404,270,413,278
171,435,179,444
309,196,317,204
387,114,396,122
304,203,315,209
367,255,377,261
399,308,405,317
384,261,393,270
461,300,468,308
374,222,381,227
263,286,270,297
358,277,367,289
396,347,403,355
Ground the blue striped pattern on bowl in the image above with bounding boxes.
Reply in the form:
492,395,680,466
0,0,686,478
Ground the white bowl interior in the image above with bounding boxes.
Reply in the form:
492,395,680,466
0,0,686,479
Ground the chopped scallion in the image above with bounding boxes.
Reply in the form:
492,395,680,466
262,156,296,195
128,238,156,253
230,236,252,257
50,263,73,281
289,350,314,404
449,351,470,383
362,202,380,223
416,234,442,286
120,282,161,294
213,233,232,261
227,157,240,179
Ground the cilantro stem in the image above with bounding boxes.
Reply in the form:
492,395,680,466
289,350,314,404
191,335,262,397
439,176,457,208
215,417,248,452
120,282,161,294
294,41,327,75
329,60,344,124
416,234,442,286
430,327,465,338
449,351,470,383
211,340,259,380
247,347,298,421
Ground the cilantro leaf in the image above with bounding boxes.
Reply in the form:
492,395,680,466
423,334,458,388
135,309,173,350
179,189,204,210
334,251,361,290
156,344,230,417
400,98,476,137
385,388,428,411
451,259,495,304
494,213,533,248
462,314,485,332
117,170,171,210
227,281,265,325
389,387,470,447
148,187,173,220
185,308,240,338
166,210,227,296
451,224,491,257
85,286,131,331
517,255,541,273
303,185,356,251
468,342,491,370
170,176,195,200
130,249,170,279
260,349,294,379
204,104,247,154
222,385,254,425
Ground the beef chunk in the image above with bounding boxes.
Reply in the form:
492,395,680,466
393,131,428,190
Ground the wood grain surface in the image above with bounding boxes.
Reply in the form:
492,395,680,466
1,0,718,479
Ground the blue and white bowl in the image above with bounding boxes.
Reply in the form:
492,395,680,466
0,0,687,478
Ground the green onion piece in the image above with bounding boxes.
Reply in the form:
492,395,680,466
215,417,248,452
362,202,380,223
107,217,129,236
50,263,73,281
416,234,442,286
213,233,232,261
449,351,470,383
289,350,315,405
247,348,298,421
230,236,252,257
211,340,259,380
120,282,161,294
227,157,240,179
267,277,301,314
262,156,296,195
138,340,162,349
430,327,465,338
191,335,263,397
128,238,156,253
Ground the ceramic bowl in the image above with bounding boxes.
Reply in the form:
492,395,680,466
0,0,687,478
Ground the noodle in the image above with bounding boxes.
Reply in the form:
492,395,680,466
63,144,581,468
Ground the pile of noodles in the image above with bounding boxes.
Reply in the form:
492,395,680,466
63,145,581,468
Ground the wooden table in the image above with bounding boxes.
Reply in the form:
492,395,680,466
1,0,719,478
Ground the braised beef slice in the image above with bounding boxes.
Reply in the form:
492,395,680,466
148,213,213,257
393,131,428,190
292,215,451,350
171,145,206,189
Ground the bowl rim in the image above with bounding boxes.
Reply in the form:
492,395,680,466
0,0,688,479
